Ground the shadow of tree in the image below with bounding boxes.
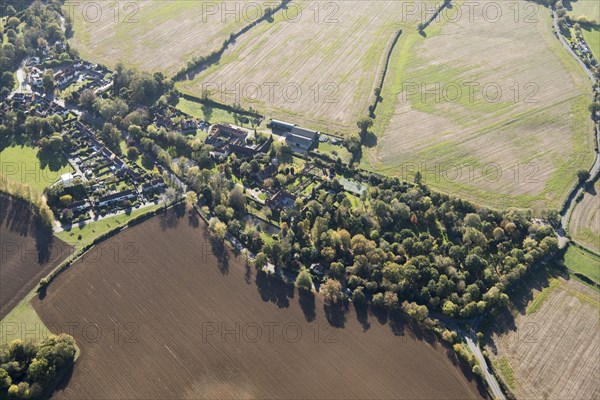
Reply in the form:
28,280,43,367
255,270,294,308
323,301,348,328
353,302,371,331
298,289,316,322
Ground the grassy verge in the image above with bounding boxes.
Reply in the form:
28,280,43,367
564,245,600,285
494,357,516,390
56,203,163,250
0,292,48,345
526,278,562,314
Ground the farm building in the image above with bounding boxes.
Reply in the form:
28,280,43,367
269,119,319,153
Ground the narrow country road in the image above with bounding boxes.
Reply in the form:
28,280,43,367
433,314,506,400
551,9,599,248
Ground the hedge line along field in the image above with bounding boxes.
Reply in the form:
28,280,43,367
486,274,600,400
177,0,432,135
569,179,600,254
363,0,595,211
33,207,484,399
0,194,71,320
64,0,254,75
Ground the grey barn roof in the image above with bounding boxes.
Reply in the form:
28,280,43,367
290,126,318,140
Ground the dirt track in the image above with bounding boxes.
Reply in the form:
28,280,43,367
34,208,485,399
0,195,71,320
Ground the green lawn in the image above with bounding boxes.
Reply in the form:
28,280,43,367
176,97,263,129
564,245,600,284
581,26,600,60
0,145,73,197
316,141,351,164
56,203,162,249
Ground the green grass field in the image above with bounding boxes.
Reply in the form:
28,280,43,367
56,203,163,250
0,145,73,197
564,245,600,284
0,292,48,345
568,0,600,22
175,97,264,129
581,26,600,59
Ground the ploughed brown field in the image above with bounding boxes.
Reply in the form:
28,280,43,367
0,195,70,320
33,207,484,399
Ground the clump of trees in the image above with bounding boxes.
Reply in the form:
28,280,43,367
0,334,77,399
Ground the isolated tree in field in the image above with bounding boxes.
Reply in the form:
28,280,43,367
295,267,313,291
577,169,590,183
356,117,373,136
320,278,342,303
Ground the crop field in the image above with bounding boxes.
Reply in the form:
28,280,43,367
0,195,70,320
486,273,600,399
65,0,254,75
363,0,595,210
177,0,431,135
569,179,600,253
33,208,483,399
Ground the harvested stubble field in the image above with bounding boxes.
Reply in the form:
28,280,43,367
486,271,600,399
0,195,71,320
569,179,600,253
364,0,595,210
65,0,254,75
177,0,430,135
33,207,484,399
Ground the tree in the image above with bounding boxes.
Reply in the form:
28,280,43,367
295,267,313,291
185,191,198,210
208,217,227,242
320,278,342,303
126,146,139,160
1,71,15,91
356,117,373,135
577,169,590,183
255,252,268,270
78,89,96,111
228,186,246,216
42,69,55,94
0,368,11,389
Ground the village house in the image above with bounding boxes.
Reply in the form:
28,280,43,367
97,189,136,207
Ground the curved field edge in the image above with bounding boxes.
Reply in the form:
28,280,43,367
362,1,596,211
568,179,600,254
0,202,170,347
484,265,600,400
31,209,485,400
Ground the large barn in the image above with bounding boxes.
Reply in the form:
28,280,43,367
269,119,319,153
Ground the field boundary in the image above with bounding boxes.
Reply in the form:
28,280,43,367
369,29,403,117
173,0,292,81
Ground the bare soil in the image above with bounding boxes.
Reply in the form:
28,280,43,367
34,207,484,399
